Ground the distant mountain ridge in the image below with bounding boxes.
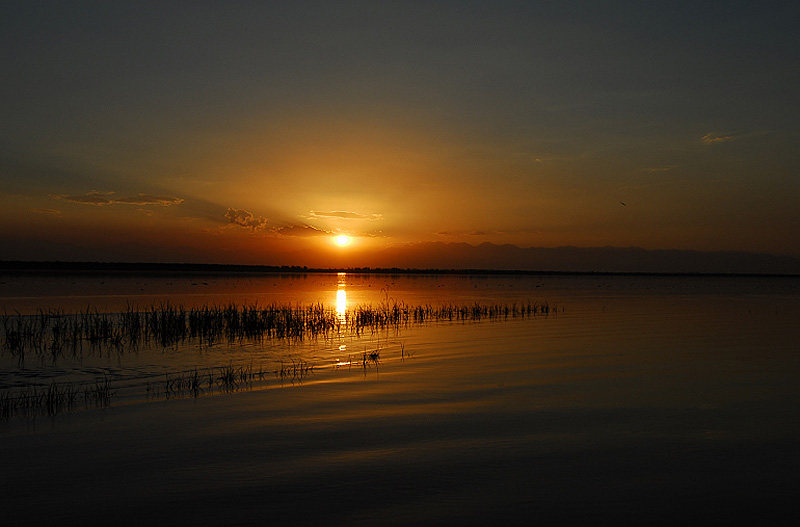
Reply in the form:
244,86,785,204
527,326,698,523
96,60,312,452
368,242,800,275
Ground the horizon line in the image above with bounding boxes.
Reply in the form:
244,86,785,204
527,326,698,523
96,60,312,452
2,260,799,278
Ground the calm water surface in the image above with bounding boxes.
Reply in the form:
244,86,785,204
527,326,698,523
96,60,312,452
1,272,799,525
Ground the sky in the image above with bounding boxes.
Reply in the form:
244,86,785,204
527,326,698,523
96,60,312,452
2,1,799,269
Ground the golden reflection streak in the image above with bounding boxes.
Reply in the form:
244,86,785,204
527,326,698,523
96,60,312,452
336,272,347,325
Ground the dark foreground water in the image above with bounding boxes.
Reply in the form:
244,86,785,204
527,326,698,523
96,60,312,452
1,272,799,524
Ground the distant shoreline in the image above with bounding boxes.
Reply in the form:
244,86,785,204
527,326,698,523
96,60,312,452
1,260,798,278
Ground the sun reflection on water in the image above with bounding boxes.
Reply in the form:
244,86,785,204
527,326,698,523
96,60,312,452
336,272,347,324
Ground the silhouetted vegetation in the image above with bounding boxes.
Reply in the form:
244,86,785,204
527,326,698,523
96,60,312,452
1,301,553,366
1,300,553,421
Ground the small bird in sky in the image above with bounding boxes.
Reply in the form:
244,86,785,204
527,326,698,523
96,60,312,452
619,201,627,206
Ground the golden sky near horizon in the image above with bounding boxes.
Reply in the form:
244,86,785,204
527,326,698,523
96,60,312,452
1,2,799,267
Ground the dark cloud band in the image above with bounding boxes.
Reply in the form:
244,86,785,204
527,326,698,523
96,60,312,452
53,191,183,206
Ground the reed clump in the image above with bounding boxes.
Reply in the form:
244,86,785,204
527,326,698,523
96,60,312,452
143,359,314,402
277,359,313,383
0,299,556,422
0,377,114,421
1,300,553,365
362,349,380,368
2,358,288,421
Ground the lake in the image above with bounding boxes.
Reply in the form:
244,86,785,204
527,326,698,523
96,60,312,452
1,271,799,525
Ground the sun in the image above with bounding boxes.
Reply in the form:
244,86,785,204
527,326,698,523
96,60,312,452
333,234,351,247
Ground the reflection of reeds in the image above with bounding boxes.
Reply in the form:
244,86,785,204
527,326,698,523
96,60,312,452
1,301,553,365
0,377,114,421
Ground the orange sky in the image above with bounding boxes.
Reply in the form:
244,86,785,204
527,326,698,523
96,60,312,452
2,2,799,269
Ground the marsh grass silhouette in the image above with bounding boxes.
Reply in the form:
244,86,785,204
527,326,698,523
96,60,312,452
1,301,552,365
1,300,553,421
0,375,114,421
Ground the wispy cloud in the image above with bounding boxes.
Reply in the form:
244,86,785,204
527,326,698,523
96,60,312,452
112,194,184,206
33,208,62,214
273,224,331,237
702,130,771,145
701,132,735,144
308,210,383,220
225,208,268,231
53,191,184,206
225,209,333,237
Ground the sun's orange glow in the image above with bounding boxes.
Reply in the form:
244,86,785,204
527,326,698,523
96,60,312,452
334,235,351,247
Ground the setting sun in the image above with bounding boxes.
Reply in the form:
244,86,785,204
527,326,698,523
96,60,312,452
333,235,351,247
